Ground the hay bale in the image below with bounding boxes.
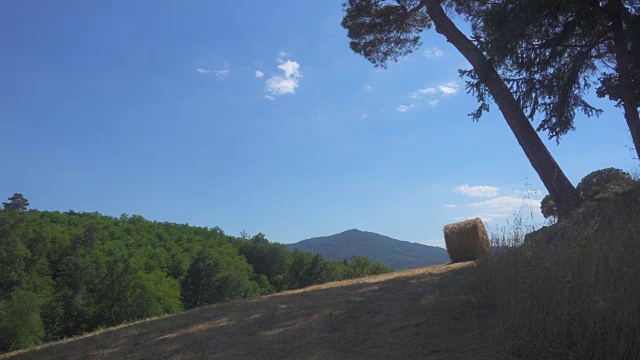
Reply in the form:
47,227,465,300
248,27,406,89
443,218,491,263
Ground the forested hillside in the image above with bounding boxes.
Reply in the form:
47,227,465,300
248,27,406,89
288,229,449,269
0,199,393,353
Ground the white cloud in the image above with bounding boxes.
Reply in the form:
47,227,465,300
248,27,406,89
398,104,417,112
266,76,299,95
265,58,302,96
264,95,275,100
444,204,457,208
364,85,373,92
278,61,300,79
424,47,443,58
410,87,438,99
455,185,499,197
398,80,460,113
213,69,230,78
438,81,459,95
279,50,289,59
196,65,229,78
468,196,542,221
408,82,457,103
255,70,264,78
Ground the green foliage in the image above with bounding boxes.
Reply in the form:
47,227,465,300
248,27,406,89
0,290,44,351
461,0,606,139
285,251,393,289
2,193,29,212
342,256,394,279
596,7,640,107
541,168,636,218
463,0,639,141
251,274,273,296
0,199,396,354
540,194,557,220
0,230,30,298
239,233,291,288
182,260,216,307
341,0,430,67
340,0,612,140
576,167,635,199
285,251,334,289
182,249,249,309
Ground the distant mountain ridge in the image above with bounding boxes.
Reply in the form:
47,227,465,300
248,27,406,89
286,229,450,270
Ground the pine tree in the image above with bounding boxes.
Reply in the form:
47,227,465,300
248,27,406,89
2,194,29,212
341,0,580,219
464,0,640,159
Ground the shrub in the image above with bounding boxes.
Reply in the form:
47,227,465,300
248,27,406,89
540,167,636,219
576,167,635,198
540,194,557,220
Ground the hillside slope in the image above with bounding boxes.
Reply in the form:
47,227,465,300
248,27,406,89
287,229,449,269
2,262,503,360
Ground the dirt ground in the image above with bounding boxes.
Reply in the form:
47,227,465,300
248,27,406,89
3,262,506,360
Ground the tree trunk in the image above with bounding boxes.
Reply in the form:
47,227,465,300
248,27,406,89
610,0,640,161
424,0,580,220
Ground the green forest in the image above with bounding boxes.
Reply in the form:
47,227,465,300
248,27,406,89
0,194,393,353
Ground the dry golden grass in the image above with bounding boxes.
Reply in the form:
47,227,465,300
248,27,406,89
2,262,505,360
476,185,640,359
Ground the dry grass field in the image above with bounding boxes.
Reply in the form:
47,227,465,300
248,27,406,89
2,262,505,360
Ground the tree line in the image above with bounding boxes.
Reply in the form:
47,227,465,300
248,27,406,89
0,194,393,353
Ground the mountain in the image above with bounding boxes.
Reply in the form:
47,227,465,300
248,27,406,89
286,229,450,269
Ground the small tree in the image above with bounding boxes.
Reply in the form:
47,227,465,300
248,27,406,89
181,250,223,309
2,194,29,212
541,168,635,219
576,167,635,198
540,195,558,221
239,234,291,283
181,249,249,309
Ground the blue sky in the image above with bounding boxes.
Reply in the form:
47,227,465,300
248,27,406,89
1,1,637,248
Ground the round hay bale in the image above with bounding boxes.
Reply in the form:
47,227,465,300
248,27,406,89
443,218,491,263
